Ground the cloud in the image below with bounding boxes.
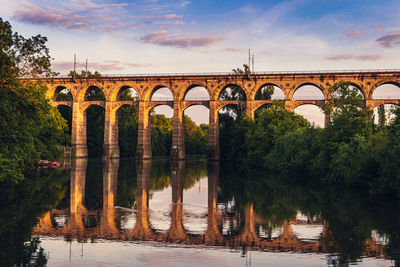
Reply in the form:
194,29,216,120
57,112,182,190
140,31,227,48
325,54,381,61
344,26,364,38
221,48,243,52
164,13,184,19
52,60,152,74
376,34,400,48
372,25,383,32
12,0,128,31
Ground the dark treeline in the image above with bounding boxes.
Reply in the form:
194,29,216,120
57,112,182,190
219,81,400,197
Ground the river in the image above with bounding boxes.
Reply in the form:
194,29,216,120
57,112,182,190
1,158,399,266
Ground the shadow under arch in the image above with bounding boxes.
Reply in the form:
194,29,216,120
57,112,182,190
292,83,325,100
292,104,325,127
85,105,105,157
57,104,72,145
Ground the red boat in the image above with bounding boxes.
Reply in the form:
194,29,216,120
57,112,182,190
38,160,60,168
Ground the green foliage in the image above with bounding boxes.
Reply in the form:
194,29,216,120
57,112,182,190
118,106,139,157
255,84,274,100
219,101,309,164
0,18,67,182
232,64,251,75
151,114,173,156
0,82,67,182
86,106,105,157
184,115,208,155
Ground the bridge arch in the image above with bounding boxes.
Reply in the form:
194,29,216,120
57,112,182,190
292,104,325,127
291,83,326,100
142,84,172,101
218,84,247,101
183,102,210,111
82,85,106,102
149,85,174,101
253,83,286,100
182,84,210,101
332,83,365,100
53,86,73,101
370,82,400,99
111,85,140,101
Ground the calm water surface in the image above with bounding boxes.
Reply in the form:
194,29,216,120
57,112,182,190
3,158,400,266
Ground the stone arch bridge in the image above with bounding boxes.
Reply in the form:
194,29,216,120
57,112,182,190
28,70,400,160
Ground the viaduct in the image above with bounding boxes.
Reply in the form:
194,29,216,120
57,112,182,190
32,70,400,160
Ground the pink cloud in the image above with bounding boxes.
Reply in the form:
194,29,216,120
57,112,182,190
372,25,383,32
164,14,184,19
140,31,227,48
12,0,127,31
325,54,381,61
376,34,400,48
345,26,364,38
222,48,243,52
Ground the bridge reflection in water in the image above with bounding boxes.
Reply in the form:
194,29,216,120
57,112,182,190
33,159,385,259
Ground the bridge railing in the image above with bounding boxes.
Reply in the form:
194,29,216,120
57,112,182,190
49,69,400,79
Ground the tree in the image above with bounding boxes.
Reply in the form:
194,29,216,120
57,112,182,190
0,18,67,182
232,64,251,75
68,70,101,78
322,81,369,142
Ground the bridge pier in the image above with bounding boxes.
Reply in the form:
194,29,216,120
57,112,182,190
136,101,152,159
207,101,220,161
171,102,185,160
71,102,88,158
103,102,120,159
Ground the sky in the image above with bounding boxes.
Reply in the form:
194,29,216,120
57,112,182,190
1,0,400,126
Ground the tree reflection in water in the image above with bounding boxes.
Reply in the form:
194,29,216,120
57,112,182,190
8,158,399,267
0,167,69,266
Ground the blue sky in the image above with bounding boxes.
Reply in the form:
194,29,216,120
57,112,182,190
1,0,400,74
